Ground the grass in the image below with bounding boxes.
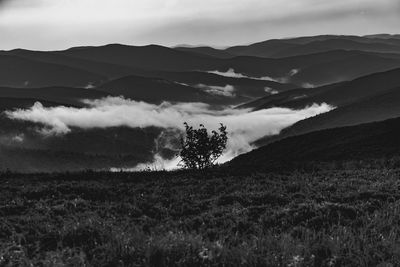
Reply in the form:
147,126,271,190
1,166,400,266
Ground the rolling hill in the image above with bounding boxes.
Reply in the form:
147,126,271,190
3,41,400,89
225,35,400,58
231,116,400,170
59,44,216,71
245,68,400,147
58,43,400,87
1,49,140,79
0,55,106,88
137,70,297,98
271,38,400,58
174,46,234,59
0,86,111,107
244,68,400,110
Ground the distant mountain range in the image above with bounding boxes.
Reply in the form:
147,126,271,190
178,34,400,58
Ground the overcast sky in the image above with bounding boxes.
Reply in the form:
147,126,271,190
0,0,399,50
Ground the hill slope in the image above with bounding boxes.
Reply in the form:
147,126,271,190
225,35,400,58
0,55,106,88
2,49,140,79
60,44,400,87
245,68,400,110
231,116,400,169
0,86,110,107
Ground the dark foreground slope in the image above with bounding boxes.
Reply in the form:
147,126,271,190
2,164,400,266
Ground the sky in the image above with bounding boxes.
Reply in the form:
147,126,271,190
0,0,399,50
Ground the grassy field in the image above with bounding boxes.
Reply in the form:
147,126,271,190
1,166,400,266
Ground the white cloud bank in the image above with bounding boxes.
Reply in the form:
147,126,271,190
206,68,310,85
5,96,334,168
195,84,236,97
207,68,279,82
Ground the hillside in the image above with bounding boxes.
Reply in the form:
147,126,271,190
174,46,234,59
59,44,216,71
2,43,400,90
1,49,142,79
231,116,400,169
0,55,106,88
138,70,297,98
266,86,400,143
58,44,400,87
289,54,400,86
0,86,111,107
244,67,400,110
271,38,400,58
225,35,400,58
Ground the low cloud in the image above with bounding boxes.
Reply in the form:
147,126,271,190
302,83,315,88
5,96,334,168
207,68,249,79
84,82,95,89
195,84,236,97
207,68,309,86
264,87,279,95
289,68,300,76
207,68,280,82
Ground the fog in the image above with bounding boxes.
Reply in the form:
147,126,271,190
5,96,334,169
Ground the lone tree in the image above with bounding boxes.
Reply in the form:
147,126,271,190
179,122,228,169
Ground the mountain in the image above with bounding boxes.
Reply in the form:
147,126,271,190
289,54,400,86
2,49,140,79
0,55,106,88
59,44,217,71
4,43,398,89
230,116,400,170
226,39,298,58
244,68,400,147
237,84,336,110
225,35,400,58
220,50,400,87
287,68,400,108
267,85,400,142
245,68,400,110
59,44,400,87
174,46,234,59
0,97,65,111
138,71,297,98
0,86,110,107
271,38,400,58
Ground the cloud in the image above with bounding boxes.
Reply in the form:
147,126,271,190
264,87,279,95
207,68,310,86
207,68,280,82
289,69,300,76
195,84,236,97
302,83,315,88
5,96,334,168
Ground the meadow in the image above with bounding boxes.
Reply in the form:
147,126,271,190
1,164,400,266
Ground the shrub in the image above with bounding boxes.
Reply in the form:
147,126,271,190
179,122,227,169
